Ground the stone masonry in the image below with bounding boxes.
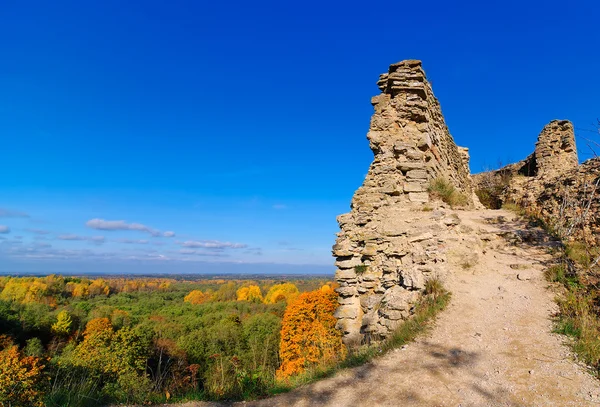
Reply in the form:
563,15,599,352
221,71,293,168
474,120,600,244
333,60,477,346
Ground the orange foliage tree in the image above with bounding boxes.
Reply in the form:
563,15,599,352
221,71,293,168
276,289,346,379
0,336,46,407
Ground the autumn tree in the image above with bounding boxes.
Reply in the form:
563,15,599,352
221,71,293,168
236,285,263,303
276,289,346,379
264,283,299,304
65,317,151,402
51,310,72,336
0,336,46,407
184,289,209,305
0,278,35,303
88,278,110,297
70,282,90,298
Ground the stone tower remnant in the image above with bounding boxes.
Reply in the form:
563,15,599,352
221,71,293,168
333,60,476,346
509,120,579,178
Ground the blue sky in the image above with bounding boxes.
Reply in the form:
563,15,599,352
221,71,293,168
1,0,599,274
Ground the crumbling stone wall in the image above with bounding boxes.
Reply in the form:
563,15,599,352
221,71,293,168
333,60,476,346
475,120,600,244
531,160,600,243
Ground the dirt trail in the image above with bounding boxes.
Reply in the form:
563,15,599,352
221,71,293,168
184,209,600,407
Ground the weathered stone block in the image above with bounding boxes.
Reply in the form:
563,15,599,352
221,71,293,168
381,286,419,311
332,240,354,257
362,243,378,257
408,192,429,202
360,294,383,311
408,232,433,243
335,286,357,297
406,169,428,180
403,182,425,193
382,223,409,237
398,162,425,172
335,256,362,269
334,305,360,319
335,269,357,281
380,309,407,320
400,268,425,290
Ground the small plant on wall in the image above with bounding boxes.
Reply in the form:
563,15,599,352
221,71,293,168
354,264,368,274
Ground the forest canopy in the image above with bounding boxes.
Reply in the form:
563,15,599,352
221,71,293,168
0,274,341,406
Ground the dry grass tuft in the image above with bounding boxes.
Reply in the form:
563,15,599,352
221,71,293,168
427,178,468,208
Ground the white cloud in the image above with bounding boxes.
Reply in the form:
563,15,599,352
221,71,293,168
57,234,105,244
86,218,159,235
86,218,175,238
0,226,10,234
114,238,149,244
26,228,51,235
0,208,29,218
173,249,228,257
178,240,247,249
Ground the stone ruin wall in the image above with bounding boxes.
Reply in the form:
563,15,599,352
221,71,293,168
333,60,477,346
474,120,600,244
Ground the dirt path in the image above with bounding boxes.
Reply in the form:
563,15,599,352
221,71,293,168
181,209,600,407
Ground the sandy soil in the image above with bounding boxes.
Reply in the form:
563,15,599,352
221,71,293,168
173,209,600,407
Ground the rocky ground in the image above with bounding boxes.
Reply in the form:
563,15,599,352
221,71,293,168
173,208,600,407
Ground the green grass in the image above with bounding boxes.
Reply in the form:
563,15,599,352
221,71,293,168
565,242,600,270
553,289,600,372
546,257,600,375
427,178,468,208
270,281,451,394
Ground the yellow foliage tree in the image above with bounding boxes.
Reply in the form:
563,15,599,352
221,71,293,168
276,289,346,379
51,310,72,336
236,285,263,303
71,282,90,298
0,278,31,303
88,278,110,297
264,283,299,304
23,281,48,304
0,337,46,407
184,289,208,305
320,284,332,293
